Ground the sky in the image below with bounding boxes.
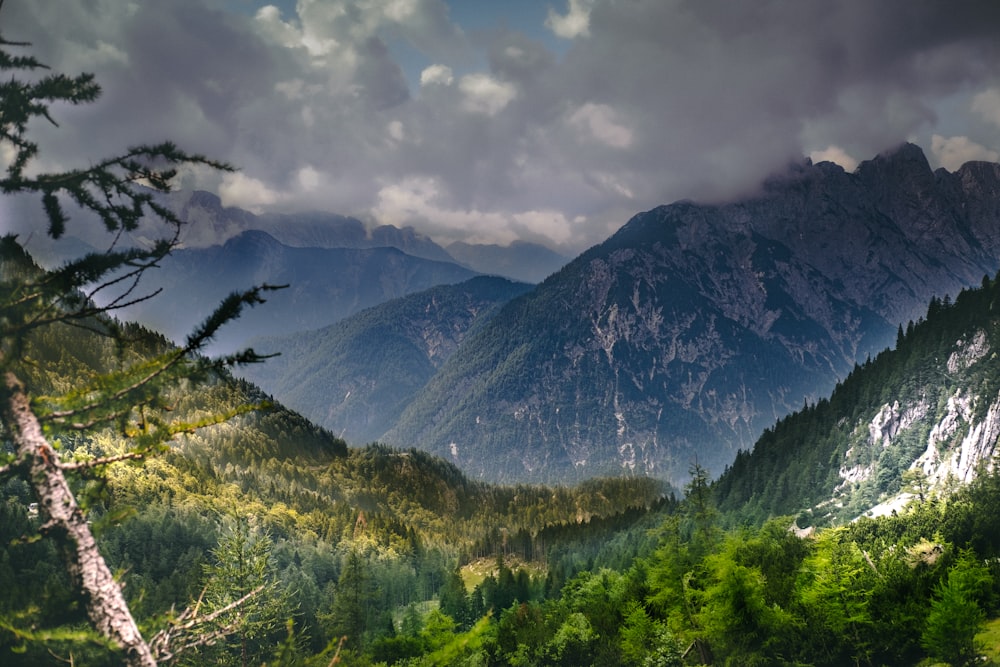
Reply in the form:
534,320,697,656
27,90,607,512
3,0,1000,253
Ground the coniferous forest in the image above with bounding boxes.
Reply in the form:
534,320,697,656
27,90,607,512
3,9,1000,667
5,235,1000,664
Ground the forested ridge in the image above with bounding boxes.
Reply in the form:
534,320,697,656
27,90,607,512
715,271,1000,526
0,236,669,664
4,238,1000,666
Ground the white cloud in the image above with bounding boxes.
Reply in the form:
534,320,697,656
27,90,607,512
568,103,633,149
420,64,454,86
809,145,859,172
374,176,576,246
545,0,593,39
511,210,573,245
459,73,517,115
387,120,405,142
296,165,323,192
255,5,305,50
219,172,281,212
375,176,512,241
930,134,1000,171
971,88,1000,127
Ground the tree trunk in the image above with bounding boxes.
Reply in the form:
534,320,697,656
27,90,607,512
1,371,157,667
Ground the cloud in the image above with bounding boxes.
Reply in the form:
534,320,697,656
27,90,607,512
387,120,405,142
809,146,859,172
374,175,573,245
931,134,1000,171
219,172,282,212
6,0,1000,253
374,176,516,243
972,88,1000,127
458,73,518,115
546,0,594,39
420,64,454,86
568,103,633,148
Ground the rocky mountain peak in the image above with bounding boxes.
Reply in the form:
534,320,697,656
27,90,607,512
379,145,1000,485
856,142,936,204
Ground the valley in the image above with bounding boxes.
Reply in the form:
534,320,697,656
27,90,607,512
6,3,1000,665
5,147,1000,665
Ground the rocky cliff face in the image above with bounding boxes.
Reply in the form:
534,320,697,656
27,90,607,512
385,145,1000,485
834,333,1000,521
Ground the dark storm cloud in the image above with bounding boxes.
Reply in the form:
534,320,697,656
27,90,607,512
3,0,1000,251
536,0,1000,206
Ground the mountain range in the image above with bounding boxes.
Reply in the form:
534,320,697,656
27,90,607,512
245,144,1000,486
115,230,480,352
239,276,533,443
169,190,569,282
9,158,1000,667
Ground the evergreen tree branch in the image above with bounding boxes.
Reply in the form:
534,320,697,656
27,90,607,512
38,284,285,426
59,452,144,471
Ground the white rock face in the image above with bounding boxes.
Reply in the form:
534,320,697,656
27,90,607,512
947,330,989,373
867,400,928,449
859,388,1000,517
841,320,1000,519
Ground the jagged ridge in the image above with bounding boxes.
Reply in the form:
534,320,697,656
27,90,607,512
383,145,1000,485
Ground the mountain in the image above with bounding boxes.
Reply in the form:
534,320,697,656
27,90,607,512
238,276,533,443
381,145,1000,485
714,273,1000,526
117,230,479,352
445,240,569,283
175,190,457,262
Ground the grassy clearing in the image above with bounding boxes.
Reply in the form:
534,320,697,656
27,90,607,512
459,556,547,591
977,617,1000,664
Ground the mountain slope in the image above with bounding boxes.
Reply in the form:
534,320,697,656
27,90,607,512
383,145,1000,485
118,230,479,352
715,274,1000,525
239,276,533,443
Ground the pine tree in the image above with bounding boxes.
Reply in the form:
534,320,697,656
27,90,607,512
921,550,990,667
324,550,371,650
195,517,293,667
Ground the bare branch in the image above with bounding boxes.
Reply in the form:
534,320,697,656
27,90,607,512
328,636,347,666
148,585,264,664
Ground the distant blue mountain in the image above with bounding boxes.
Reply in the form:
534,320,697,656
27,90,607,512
119,230,479,352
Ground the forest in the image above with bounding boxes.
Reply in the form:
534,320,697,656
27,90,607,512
3,258,1000,665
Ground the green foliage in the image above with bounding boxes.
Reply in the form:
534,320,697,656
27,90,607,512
922,551,991,666
187,516,294,667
